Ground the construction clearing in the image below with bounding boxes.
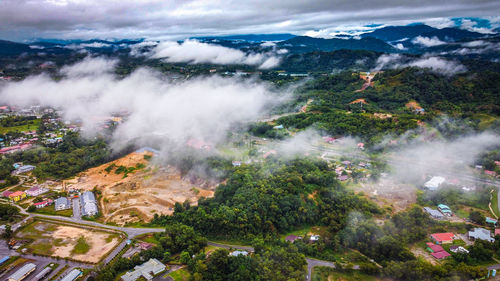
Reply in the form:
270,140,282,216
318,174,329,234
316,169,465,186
16,220,122,263
64,151,216,225
354,177,417,213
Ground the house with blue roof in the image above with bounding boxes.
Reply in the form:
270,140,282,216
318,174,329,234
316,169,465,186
438,204,452,216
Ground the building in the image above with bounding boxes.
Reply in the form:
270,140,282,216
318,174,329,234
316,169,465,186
310,235,320,242
14,165,35,174
425,242,450,259
423,207,444,219
438,204,452,216
60,269,82,281
285,235,301,243
426,242,445,253
431,250,450,260
450,246,469,254
2,191,13,198
495,229,500,237
31,267,53,281
26,186,49,197
486,217,498,225
469,228,495,243
0,256,10,266
424,176,445,191
121,258,166,281
430,233,455,244
230,250,248,257
232,161,242,167
8,263,36,281
9,191,26,202
81,191,98,216
54,197,70,211
34,199,53,209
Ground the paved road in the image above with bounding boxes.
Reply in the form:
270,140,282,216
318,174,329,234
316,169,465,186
12,203,164,238
305,258,335,281
207,242,335,281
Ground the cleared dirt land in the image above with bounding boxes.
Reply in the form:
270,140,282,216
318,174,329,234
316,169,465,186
65,151,216,225
354,177,417,213
17,220,121,263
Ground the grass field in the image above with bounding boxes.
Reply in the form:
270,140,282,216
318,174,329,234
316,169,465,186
72,236,91,255
167,268,190,281
31,206,73,217
0,119,40,134
312,267,376,281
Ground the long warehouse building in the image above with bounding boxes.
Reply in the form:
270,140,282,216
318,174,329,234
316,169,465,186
8,263,36,281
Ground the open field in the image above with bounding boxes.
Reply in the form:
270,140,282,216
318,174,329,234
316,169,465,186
65,152,216,225
0,119,40,134
167,268,190,281
16,220,122,263
312,266,377,281
354,178,417,213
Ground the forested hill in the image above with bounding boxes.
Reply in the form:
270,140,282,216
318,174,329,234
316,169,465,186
360,24,486,42
278,49,380,72
0,40,32,55
277,36,396,53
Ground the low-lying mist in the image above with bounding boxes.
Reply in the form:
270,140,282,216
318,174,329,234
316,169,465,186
0,56,287,157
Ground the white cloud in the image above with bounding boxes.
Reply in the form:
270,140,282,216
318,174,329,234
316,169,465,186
412,36,446,47
148,40,281,69
260,41,276,47
0,57,286,153
392,43,406,50
373,54,466,75
1,1,499,41
462,40,485,47
66,42,112,49
60,56,117,77
408,57,466,75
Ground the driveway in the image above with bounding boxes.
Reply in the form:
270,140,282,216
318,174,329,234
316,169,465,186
72,198,82,221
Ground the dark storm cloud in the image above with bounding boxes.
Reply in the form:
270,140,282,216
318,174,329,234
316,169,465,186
0,0,499,40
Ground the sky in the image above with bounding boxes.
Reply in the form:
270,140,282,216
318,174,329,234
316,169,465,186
0,0,499,41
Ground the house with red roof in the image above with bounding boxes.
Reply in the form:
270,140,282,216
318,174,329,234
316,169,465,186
426,242,444,253
34,199,53,209
426,242,451,259
495,229,500,237
485,170,497,176
2,191,13,198
431,233,455,244
8,191,26,202
431,250,450,260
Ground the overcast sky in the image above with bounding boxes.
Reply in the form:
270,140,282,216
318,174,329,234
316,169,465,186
1,0,499,41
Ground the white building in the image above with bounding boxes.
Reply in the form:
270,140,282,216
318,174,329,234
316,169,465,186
121,258,166,281
54,197,70,211
60,269,82,281
8,263,36,281
424,176,446,191
81,191,98,216
229,250,248,257
469,228,495,243
26,186,49,197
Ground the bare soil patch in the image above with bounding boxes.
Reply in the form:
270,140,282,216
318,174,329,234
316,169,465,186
17,221,120,263
355,178,416,213
66,152,216,225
